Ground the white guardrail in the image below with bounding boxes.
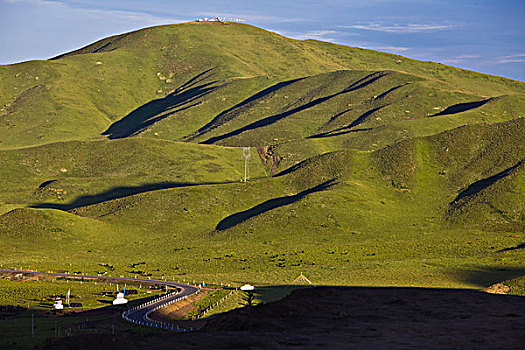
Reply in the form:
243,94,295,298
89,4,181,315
197,288,237,319
122,286,240,330
122,289,199,332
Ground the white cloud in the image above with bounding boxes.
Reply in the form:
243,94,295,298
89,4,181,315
0,0,185,63
498,58,525,64
340,23,457,33
441,58,463,64
500,53,525,58
2,0,184,26
456,54,479,59
494,54,525,64
374,46,409,52
293,30,338,42
347,41,411,53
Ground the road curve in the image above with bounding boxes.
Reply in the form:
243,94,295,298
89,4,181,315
122,284,199,330
0,268,199,330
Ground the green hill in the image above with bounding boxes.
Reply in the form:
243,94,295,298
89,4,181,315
0,22,523,290
1,22,524,149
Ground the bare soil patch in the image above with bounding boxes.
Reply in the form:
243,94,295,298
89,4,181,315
485,283,510,294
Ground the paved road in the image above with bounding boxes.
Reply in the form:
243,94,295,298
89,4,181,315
122,283,199,330
0,268,199,329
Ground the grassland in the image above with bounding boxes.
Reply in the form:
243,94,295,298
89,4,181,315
0,21,523,304
1,120,522,289
504,276,525,295
0,275,167,349
0,276,162,310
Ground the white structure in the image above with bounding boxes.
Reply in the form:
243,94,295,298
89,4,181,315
292,272,315,286
242,147,251,182
240,284,254,291
53,299,64,310
113,292,128,305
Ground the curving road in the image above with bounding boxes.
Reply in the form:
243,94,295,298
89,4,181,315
122,283,199,330
0,268,199,330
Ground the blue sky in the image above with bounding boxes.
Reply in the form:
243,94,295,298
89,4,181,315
1,0,524,81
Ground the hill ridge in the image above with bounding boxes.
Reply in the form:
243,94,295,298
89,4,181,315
0,21,523,291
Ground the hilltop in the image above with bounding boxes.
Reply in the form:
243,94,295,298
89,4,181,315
0,22,523,291
1,22,523,149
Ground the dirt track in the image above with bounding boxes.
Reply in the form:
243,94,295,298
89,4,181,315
40,286,525,349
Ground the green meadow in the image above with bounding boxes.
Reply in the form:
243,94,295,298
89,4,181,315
0,21,523,299
0,277,163,310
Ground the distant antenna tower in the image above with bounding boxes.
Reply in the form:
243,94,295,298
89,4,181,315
242,147,251,182
292,272,315,286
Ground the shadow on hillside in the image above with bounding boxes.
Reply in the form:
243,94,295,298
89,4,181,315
345,105,386,129
308,105,385,139
497,243,525,253
102,68,220,139
449,266,525,287
33,179,59,194
308,127,373,139
374,82,412,100
37,179,58,189
214,179,336,231
182,78,305,141
430,98,494,117
30,181,233,211
201,72,388,144
451,160,523,205
272,157,316,178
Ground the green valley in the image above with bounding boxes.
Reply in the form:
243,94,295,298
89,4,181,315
0,21,523,293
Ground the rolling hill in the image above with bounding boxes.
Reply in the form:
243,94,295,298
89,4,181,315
0,21,523,290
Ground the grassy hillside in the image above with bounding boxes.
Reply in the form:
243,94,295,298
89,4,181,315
0,22,523,293
1,120,523,288
0,138,267,214
1,22,523,149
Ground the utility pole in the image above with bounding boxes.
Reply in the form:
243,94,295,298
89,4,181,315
242,147,251,182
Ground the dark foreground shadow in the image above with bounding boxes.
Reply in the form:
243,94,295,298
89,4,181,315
25,282,525,349
102,68,220,139
30,181,233,211
215,179,336,231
